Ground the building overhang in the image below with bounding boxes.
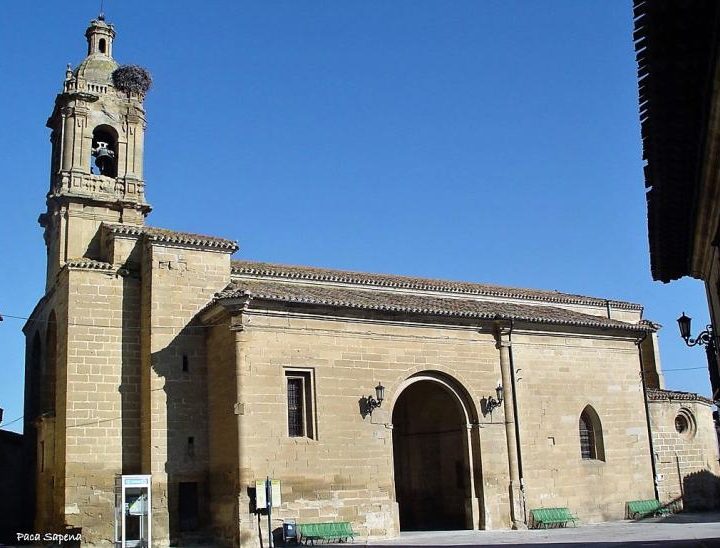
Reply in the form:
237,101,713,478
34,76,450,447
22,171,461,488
634,0,720,282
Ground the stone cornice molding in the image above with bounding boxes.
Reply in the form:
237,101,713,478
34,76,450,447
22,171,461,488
64,258,115,271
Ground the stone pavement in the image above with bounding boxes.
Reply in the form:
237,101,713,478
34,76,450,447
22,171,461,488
318,512,720,547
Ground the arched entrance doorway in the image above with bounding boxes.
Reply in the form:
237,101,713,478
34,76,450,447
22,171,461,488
392,376,474,531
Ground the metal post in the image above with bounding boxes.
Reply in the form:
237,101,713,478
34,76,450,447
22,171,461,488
266,476,273,548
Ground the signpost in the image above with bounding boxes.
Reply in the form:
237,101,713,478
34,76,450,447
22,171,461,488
266,477,272,548
255,478,281,547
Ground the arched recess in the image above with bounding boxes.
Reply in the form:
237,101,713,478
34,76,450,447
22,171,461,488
29,332,42,420
391,371,481,531
44,311,57,416
579,405,605,461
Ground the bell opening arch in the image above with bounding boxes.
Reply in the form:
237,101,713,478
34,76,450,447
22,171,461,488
90,124,118,177
390,371,482,531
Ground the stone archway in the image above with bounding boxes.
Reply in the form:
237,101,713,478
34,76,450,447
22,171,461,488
391,374,477,531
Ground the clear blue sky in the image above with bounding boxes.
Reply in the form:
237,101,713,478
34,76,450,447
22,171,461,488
0,1,713,433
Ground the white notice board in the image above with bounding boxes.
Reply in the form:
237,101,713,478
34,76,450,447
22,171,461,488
255,479,281,509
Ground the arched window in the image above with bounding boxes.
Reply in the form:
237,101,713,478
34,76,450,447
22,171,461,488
99,38,107,54
579,405,605,461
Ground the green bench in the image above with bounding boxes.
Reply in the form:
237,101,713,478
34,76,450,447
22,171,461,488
297,522,355,545
530,507,579,529
626,499,671,519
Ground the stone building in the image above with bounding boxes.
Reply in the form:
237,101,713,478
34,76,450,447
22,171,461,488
22,14,719,547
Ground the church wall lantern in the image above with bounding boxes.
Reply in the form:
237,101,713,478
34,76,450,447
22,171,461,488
366,383,385,415
485,383,504,414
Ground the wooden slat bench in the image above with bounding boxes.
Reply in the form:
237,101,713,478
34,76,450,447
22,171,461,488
297,521,355,545
626,499,671,519
530,507,579,529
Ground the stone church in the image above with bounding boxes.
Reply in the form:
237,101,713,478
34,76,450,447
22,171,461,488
22,15,719,547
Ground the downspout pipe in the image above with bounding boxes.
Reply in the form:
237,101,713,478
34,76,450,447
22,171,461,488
496,320,527,529
636,331,660,501
507,319,527,525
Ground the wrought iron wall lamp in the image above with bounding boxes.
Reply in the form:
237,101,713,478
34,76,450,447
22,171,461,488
366,383,385,414
486,383,504,413
677,312,714,348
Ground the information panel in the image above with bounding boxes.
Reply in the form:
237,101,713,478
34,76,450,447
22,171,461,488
255,479,281,509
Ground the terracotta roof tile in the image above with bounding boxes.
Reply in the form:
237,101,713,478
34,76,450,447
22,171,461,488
217,278,651,333
104,223,238,251
646,388,714,406
231,260,642,310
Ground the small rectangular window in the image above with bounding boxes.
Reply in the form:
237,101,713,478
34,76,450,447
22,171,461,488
285,370,315,439
182,355,189,372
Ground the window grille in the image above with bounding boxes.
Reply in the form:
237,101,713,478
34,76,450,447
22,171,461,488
287,377,305,437
579,412,596,459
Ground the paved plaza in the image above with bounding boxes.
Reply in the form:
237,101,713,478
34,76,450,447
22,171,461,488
319,512,720,547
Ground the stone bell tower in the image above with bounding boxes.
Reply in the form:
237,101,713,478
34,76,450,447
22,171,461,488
41,14,151,289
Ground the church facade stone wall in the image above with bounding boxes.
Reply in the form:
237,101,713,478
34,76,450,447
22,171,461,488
19,14,720,548
648,393,720,510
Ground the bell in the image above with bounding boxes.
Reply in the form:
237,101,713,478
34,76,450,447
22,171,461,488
92,142,115,176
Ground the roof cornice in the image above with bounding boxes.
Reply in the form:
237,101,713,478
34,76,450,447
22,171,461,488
646,387,714,406
231,260,643,311
103,222,238,252
215,279,653,334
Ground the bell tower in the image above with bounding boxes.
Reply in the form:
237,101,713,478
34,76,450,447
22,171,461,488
41,15,151,288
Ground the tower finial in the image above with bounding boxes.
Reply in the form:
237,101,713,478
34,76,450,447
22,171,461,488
85,10,115,57
98,0,105,20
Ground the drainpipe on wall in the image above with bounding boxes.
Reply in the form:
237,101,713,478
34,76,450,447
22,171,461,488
637,331,660,501
507,320,527,526
495,321,527,529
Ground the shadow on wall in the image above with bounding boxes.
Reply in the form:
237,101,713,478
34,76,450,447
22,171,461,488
683,470,720,511
152,318,210,544
0,430,28,545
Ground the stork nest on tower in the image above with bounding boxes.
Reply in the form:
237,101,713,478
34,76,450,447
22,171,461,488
112,65,153,95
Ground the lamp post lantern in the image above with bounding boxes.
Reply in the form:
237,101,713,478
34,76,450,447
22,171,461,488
676,312,713,348
676,312,720,403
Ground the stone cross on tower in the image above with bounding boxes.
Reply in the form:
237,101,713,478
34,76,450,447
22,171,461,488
40,16,151,289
